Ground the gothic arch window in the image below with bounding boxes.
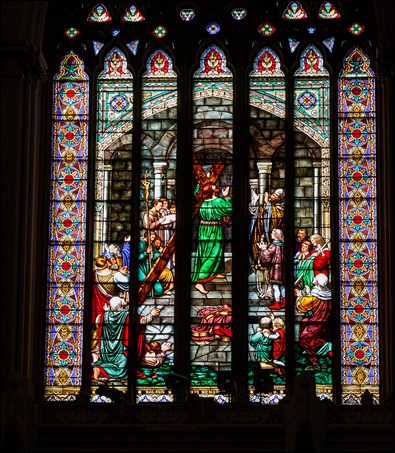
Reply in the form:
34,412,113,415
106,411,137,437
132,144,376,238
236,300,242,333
191,44,234,398
46,51,89,398
44,0,380,405
338,46,378,404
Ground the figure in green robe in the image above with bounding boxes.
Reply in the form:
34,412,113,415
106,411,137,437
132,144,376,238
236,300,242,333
192,182,232,295
92,296,130,381
294,240,315,294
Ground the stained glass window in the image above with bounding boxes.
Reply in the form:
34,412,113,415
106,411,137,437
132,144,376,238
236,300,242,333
322,37,335,53
338,47,378,403
137,49,178,402
44,0,380,405
206,22,221,35
348,23,365,36
258,22,276,37
317,1,341,19
289,38,300,53
293,45,332,399
180,9,195,22
248,47,286,403
91,48,134,402
191,45,233,401
282,2,307,20
151,25,168,38
64,27,80,39
45,51,89,401
92,41,104,55
87,3,111,22
121,4,145,22
126,41,139,55
231,8,247,21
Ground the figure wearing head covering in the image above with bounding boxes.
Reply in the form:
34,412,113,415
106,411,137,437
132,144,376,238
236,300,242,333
294,273,333,371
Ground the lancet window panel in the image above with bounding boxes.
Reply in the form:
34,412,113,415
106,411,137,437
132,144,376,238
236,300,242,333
190,44,234,401
45,52,89,401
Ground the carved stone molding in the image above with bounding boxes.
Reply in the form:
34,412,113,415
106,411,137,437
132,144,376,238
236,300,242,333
0,44,47,84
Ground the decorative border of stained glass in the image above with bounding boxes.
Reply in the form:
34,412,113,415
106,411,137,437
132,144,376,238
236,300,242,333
45,52,89,401
338,47,379,403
